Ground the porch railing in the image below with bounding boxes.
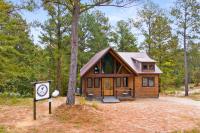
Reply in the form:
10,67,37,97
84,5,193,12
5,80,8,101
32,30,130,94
115,88,135,99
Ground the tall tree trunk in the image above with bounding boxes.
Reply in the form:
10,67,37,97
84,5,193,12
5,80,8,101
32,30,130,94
184,31,188,96
184,8,188,96
56,3,62,94
56,53,62,92
148,17,151,55
66,0,80,105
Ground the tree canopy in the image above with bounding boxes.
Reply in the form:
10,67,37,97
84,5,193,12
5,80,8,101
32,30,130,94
0,0,200,98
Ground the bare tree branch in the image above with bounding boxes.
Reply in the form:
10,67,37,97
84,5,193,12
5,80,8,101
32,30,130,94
43,0,73,13
80,0,142,14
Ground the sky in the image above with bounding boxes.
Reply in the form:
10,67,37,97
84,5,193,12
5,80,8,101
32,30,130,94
10,0,175,45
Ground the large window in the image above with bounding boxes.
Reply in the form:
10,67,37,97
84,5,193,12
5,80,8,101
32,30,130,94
123,77,128,87
87,78,93,88
142,63,155,71
102,53,114,74
116,78,121,87
142,77,155,87
94,78,100,88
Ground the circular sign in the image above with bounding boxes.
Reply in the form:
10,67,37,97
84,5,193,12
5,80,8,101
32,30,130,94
37,84,48,97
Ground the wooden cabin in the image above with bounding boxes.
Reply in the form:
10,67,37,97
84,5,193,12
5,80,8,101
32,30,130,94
80,47,162,101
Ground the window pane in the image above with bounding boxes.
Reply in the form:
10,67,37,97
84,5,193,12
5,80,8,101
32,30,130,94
87,78,93,88
142,78,148,87
116,78,121,87
142,64,148,70
94,78,100,88
149,78,154,87
149,64,155,70
123,77,128,87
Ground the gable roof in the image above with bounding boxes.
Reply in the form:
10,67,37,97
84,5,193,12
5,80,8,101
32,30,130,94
80,47,110,77
118,52,156,62
80,47,162,77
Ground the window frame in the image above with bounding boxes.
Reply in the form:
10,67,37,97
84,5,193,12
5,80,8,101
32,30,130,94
94,65,100,74
149,64,155,71
122,77,128,87
116,77,121,87
142,64,148,71
142,63,155,71
142,77,155,87
94,78,100,88
87,78,93,88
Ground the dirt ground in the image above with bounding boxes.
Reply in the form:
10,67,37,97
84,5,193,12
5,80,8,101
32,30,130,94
0,96,200,133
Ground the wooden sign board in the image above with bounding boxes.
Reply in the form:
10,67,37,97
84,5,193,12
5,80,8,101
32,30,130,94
33,81,52,120
35,82,49,100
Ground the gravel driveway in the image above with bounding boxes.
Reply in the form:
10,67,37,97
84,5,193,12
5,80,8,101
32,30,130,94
0,96,200,133
99,96,200,133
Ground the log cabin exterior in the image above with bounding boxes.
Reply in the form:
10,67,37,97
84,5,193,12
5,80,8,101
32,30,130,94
80,47,162,100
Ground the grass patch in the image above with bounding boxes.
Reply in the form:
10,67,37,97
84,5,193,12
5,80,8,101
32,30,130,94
0,125,7,133
91,101,99,110
172,128,200,133
0,95,32,106
79,97,87,105
161,87,182,95
187,93,200,101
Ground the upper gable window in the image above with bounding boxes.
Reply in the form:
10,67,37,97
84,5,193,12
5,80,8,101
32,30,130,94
142,63,155,71
94,65,99,74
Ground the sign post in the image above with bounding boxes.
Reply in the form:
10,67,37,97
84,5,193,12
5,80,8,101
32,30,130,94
33,98,36,120
48,96,52,114
32,81,51,120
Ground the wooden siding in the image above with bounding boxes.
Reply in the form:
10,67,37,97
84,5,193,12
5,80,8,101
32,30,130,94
82,74,159,98
114,77,134,96
81,51,160,99
134,74,159,98
83,77,101,97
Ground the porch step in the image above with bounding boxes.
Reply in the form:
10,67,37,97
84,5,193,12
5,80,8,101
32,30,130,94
102,96,120,103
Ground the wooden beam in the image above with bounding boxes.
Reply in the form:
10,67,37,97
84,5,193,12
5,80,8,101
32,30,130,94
87,74,135,77
109,50,133,73
117,64,122,74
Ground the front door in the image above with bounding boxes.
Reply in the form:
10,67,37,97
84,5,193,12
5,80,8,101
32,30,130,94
102,78,113,96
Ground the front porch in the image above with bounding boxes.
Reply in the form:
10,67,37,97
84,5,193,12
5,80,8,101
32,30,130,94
86,81,135,102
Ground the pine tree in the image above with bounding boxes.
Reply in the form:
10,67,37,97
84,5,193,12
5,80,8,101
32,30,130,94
111,20,138,52
171,0,200,96
40,1,71,94
132,0,161,55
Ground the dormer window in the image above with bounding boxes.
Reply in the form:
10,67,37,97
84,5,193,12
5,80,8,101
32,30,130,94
142,63,155,71
142,64,148,70
149,64,155,70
